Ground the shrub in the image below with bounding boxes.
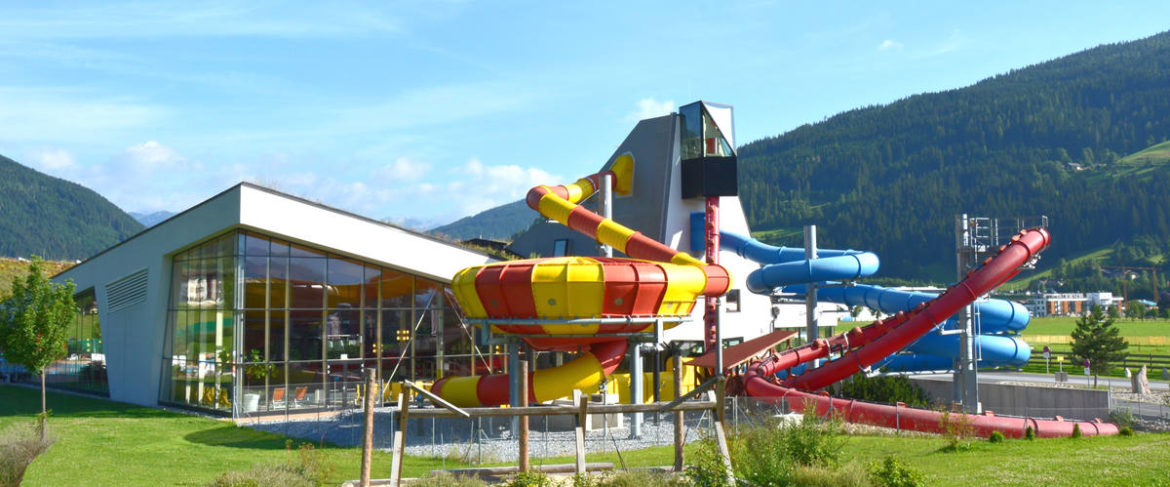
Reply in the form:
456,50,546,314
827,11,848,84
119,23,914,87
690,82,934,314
829,373,933,408
1024,426,1035,440
506,471,555,487
206,464,313,487
868,456,926,487
1119,426,1135,436
287,441,332,485
1071,424,1083,439
593,470,692,487
937,407,974,452
412,472,488,487
1109,409,1136,429
794,463,872,486
988,431,1005,443
0,421,55,487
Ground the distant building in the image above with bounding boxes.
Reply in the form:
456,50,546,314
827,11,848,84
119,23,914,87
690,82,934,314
1026,293,1087,317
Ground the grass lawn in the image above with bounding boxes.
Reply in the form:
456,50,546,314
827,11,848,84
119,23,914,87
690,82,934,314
5,385,1170,486
1023,316,1170,338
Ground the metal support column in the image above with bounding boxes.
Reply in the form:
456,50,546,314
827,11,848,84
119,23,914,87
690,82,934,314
953,214,981,413
804,225,819,344
600,173,613,258
508,343,521,434
705,196,723,375
629,343,643,438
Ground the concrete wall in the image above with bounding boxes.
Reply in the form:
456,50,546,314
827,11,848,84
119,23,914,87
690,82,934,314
909,377,1111,421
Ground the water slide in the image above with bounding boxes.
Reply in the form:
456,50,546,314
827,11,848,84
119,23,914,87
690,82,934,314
432,155,732,407
735,228,1117,437
784,284,1032,371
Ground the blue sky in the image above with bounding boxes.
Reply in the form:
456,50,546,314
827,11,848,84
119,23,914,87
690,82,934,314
3,1,1169,228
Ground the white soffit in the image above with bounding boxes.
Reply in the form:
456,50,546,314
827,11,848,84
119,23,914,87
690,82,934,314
237,185,494,282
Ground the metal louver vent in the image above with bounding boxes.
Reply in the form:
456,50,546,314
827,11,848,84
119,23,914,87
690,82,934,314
106,269,148,312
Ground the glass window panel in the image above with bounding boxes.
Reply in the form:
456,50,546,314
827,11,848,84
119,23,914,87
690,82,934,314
415,279,442,310
269,312,286,362
171,259,188,309
243,310,266,359
287,361,322,409
289,309,323,361
679,102,703,160
199,239,216,260
216,233,236,257
327,257,363,308
270,255,288,309
325,308,361,359
244,233,269,256
289,257,325,308
218,255,235,310
363,266,380,310
269,239,290,257
325,358,361,407
289,243,323,259
380,269,412,308
244,255,268,309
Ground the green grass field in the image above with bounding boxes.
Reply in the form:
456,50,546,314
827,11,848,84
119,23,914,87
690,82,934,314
1022,316,1170,337
4,385,1170,486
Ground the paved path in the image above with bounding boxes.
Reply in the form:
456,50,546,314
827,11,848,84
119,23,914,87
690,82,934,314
905,370,1170,391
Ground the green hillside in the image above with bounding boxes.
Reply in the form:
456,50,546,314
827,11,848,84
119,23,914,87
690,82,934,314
431,199,537,241
738,30,1170,281
0,154,144,260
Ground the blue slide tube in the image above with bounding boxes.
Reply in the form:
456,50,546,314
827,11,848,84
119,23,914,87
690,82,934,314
784,284,1030,333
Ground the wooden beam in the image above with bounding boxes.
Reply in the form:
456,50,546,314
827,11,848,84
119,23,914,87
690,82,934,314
518,361,530,472
399,400,716,418
673,355,684,472
405,380,470,418
574,390,587,475
360,369,376,487
657,375,721,413
387,393,406,487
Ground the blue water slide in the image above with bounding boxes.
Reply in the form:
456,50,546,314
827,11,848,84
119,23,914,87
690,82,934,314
698,214,1033,373
784,284,1030,333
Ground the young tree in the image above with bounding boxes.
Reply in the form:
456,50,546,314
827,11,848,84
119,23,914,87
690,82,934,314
1070,305,1129,388
0,256,77,435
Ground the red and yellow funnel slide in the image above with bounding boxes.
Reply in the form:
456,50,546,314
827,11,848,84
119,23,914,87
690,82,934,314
433,154,731,407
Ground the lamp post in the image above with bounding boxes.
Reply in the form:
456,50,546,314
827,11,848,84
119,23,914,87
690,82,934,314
1043,346,1051,374
1057,355,1063,373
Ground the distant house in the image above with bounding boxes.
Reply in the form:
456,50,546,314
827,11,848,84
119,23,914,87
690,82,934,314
1026,293,1087,317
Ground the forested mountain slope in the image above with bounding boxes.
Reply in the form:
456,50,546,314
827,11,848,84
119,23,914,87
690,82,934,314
0,154,144,260
738,30,1170,280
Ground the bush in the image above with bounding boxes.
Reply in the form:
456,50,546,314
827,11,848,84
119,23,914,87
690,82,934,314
868,456,926,487
988,431,1005,443
794,463,872,486
206,464,314,487
1119,426,1135,436
1109,409,1136,429
1071,424,1083,439
687,405,846,487
506,471,556,487
828,373,933,408
206,441,333,487
937,408,974,452
412,472,488,487
1024,426,1035,440
0,421,55,487
593,470,692,487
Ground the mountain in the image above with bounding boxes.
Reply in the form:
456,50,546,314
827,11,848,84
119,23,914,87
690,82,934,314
737,30,1170,281
431,200,537,241
0,154,144,260
129,211,175,228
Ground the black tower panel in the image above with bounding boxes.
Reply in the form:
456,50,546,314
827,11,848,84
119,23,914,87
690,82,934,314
681,156,738,199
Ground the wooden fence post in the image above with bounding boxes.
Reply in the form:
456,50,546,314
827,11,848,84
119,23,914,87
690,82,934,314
519,360,530,472
673,355,684,472
360,369,376,487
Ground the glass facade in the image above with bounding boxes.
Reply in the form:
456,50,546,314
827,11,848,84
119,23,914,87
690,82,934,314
159,230,496,415
23,288,109,395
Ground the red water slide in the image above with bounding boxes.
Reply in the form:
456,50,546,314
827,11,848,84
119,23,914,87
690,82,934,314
739,228,1119,438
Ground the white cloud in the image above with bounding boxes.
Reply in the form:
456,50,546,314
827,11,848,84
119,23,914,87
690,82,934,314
25,147,77,171
625,98,675,122
372,157,430,182
877,39,903,51
0,87,165,144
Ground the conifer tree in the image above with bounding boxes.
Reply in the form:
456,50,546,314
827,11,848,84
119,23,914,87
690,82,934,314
1070,305,1129,388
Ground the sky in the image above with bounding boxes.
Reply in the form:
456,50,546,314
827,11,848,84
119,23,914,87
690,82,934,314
3,1,1170,229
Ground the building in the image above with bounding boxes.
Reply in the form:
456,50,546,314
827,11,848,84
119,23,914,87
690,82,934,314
40,183,496,416
1026,292,1087,317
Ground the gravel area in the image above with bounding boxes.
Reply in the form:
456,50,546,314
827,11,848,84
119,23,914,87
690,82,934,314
246,406,721,463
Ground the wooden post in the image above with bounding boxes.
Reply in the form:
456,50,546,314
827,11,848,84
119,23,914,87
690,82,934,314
673,355,684,472
715,376,727,424
713,418,734,484
519,360,530,472
574,390,587,475
360,369,376,487
389,388,410,487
